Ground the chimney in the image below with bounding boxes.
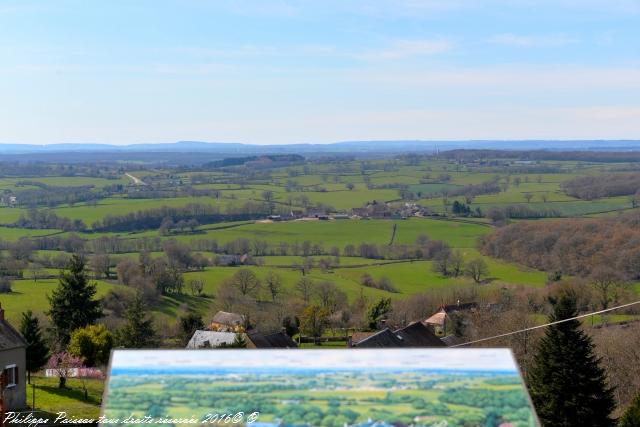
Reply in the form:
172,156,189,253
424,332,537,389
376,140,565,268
0,302,4,322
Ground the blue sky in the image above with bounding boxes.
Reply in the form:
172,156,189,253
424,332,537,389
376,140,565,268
1,0,639,145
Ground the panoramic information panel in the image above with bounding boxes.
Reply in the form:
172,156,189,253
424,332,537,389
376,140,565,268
101,349,539,427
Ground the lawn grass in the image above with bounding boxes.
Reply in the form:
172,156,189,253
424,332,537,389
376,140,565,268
30,375,104,419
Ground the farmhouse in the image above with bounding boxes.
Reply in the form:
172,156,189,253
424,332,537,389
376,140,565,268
0,303,27,410
350,207,369,218
424,308,448,335
424,302,477,336
208,311,246,332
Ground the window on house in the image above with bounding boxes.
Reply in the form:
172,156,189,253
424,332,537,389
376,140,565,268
4,364,18,388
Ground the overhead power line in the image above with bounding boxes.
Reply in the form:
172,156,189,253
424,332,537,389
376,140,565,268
451,299,640,348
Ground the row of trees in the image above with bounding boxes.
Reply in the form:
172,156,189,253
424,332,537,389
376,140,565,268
12,183,106,209
12,209,87,231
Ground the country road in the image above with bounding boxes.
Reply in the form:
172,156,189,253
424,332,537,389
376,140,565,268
125,172,146,185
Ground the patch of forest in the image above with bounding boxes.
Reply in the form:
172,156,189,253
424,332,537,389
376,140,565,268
561,172,640,200
480,212,640,280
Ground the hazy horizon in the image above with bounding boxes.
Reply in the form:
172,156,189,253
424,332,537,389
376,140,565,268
6,138,640,147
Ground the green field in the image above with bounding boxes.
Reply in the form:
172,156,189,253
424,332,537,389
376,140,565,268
2,155,639,347
170,217,490,248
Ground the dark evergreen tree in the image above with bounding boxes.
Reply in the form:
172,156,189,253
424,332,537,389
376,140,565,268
19,310,49,383
367,298,391,330
117,294,158,348
47,255,102,346
527,290,615,427
620,393,640,427
178,312,204,346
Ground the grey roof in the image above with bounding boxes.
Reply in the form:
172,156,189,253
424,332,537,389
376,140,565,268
211,311,245,326
0,316,27,351
247,331,298,348
352,323,446,349
186,330,237,349
394,322,447,347
352,329,404,348
350,331,376,346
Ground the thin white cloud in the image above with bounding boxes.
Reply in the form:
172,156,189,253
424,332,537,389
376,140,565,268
352,65,640,91
488,33,578,47
355,39,453,60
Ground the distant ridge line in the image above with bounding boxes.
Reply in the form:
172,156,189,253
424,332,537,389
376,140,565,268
2,139,640,154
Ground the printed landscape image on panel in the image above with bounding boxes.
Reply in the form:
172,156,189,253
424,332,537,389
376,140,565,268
101,349,539,427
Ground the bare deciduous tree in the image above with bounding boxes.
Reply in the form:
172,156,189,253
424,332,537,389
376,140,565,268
524,192,533,203
465,258,489,283
90,254,111,279
232,269,261,297
296,277,314,303
265,270,282,302
589,266,623,310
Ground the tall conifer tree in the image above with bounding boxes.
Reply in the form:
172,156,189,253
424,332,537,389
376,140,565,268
47,255,102,346
19,310,49,383
117,294,158,348
527,290,615,427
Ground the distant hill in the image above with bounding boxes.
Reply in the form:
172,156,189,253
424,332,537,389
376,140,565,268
2,139,640,155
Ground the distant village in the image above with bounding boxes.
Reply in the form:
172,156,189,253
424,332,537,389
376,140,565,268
264,201,431,223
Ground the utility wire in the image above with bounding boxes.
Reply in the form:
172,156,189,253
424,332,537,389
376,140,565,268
450,299,640,347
